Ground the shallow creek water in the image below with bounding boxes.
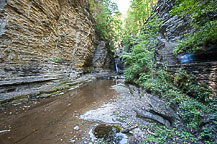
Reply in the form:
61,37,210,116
0,80,120,144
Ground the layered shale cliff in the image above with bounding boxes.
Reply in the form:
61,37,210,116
154,0,217,92
0,0,97,102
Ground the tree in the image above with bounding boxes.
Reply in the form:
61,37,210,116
89,0,122,51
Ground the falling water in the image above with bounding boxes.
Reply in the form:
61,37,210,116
115,63,119,74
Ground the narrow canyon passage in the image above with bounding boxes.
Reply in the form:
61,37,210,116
0,0,216,143
0,80,118,144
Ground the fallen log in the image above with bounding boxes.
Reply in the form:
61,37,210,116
121,125,138,133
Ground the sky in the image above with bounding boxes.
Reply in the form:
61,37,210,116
111,0,131,14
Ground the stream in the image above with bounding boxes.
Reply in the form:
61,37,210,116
0,79,121,144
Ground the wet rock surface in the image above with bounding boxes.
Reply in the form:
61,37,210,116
0,0,98,103
0,70,119,106
92,124,128,144
0,72,92,105
0,78,118,144
0,73,178,144
80,80,177,143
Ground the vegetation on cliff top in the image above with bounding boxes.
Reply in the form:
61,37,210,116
91,0,216,143
172,0,217,55
89,0,123,51
120,0,216,143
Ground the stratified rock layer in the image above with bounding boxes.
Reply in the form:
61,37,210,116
154,0,216,92
154,0,192,65
0,0,96,101
92,41,114,69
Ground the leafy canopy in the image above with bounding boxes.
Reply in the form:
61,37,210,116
89,0,123,51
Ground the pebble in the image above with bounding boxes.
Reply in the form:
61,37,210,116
74,126,80,131
69,138,75,143
0,129,10,134
23,105,30,108
59,92,64,95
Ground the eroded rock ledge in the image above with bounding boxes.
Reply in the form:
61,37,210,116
0,0,96,102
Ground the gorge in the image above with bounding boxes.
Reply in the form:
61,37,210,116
0,0,216,143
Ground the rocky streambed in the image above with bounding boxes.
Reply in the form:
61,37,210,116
0,72,176,144
0,76,117,144
79,79,177,143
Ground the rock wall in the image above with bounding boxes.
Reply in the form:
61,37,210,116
154,0,192,65
0,0,96,102
92,41,107,68
153,0,216,92
168,62,217,93
92,41,114,69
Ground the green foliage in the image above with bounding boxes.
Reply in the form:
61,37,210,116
141,68,215,128
50,57,61,63
122,15,162,83
171,0,216,20
89,0,122,51
171,0,217,55
142,116,217,143
121,0,216,143
174,21,217,55
142,123,197,144
199,125,217,143
179,100,206,129
124,63,216,142
123,0,158,48
173,70,214,102
171,0,201,17
140,69,216,143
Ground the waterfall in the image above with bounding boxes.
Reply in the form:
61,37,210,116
115,63,119,74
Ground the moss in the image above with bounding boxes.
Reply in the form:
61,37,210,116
0,75,94,107
112,125,123,133
52,91,62,95
68,82,81,86
39,91,63,98
0,95,30,106
50,57,62,63
40,94,52,98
